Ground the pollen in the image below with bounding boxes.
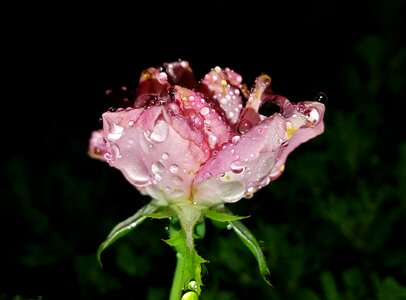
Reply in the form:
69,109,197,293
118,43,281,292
286,122,297,138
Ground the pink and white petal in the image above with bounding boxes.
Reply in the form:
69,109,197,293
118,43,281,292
199,66,243,126
269,101,325,179
173,86,233,150
164,60,197,89
103,107,206,204
193,115,287,205
134,67,171,107
88,129,108,161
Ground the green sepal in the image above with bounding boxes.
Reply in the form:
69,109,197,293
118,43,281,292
204,207,249,222
145,207,175,219
97,201,159,266
227,218,272,286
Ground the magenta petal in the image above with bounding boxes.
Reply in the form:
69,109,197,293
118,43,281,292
199,66,243,126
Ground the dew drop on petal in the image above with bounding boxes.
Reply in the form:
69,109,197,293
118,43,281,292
238,119,253,134
172,175,183,186
150,122,169,143
107,123,124,141
123,169,151,186
230,160,246,175
154,173,163,181
151,161,165,174
200,107,210,116
104,152,113,162
169,164,179,174
162,152,169,160
171,189,185,198
231,135,240,145
305,107,320,126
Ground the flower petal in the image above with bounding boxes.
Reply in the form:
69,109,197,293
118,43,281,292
268,100,325,180
102,106,206,204
193,115,286,205
199,66,243,126
173,86,233,151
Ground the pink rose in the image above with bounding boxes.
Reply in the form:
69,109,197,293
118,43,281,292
89,61,325,207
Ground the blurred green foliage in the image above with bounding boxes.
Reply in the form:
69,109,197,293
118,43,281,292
1,0,405,299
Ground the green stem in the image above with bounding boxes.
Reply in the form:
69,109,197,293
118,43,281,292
170,249,187,300
167,204,205,300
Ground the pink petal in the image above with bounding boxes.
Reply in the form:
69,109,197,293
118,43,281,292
193,115,287,205
164,60,197,89
199,66,243,126
172,86,233,151
102,106,206,204
88,129,108,161
268,100,325,180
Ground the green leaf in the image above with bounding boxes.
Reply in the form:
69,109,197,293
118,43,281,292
97,201,159,266
227,217,272,286
204,208,249,222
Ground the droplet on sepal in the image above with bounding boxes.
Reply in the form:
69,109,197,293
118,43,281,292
187,280,199,292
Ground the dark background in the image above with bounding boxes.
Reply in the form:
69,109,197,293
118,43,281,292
2,0,405,299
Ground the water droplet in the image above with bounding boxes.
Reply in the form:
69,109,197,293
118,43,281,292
200,106,210,116
128,120,135,127
230,161,246,175
314,92,328,103
231,135,240,144
151,161,165,174
188,281,198,292
172,175,183,186
104,152,113,162
154,173,163,181
150,121,169,143
305,107,320,126
246,185,255,193
162,152,169,160
226,224,232,230
282,140,289,147
169,164,179,174
208,133,217,148
238,119,253,134
123,168,151,186
167,102,180,115
181,291,198,300
193,115,204,129
107,123,124,141
171,189,185,198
